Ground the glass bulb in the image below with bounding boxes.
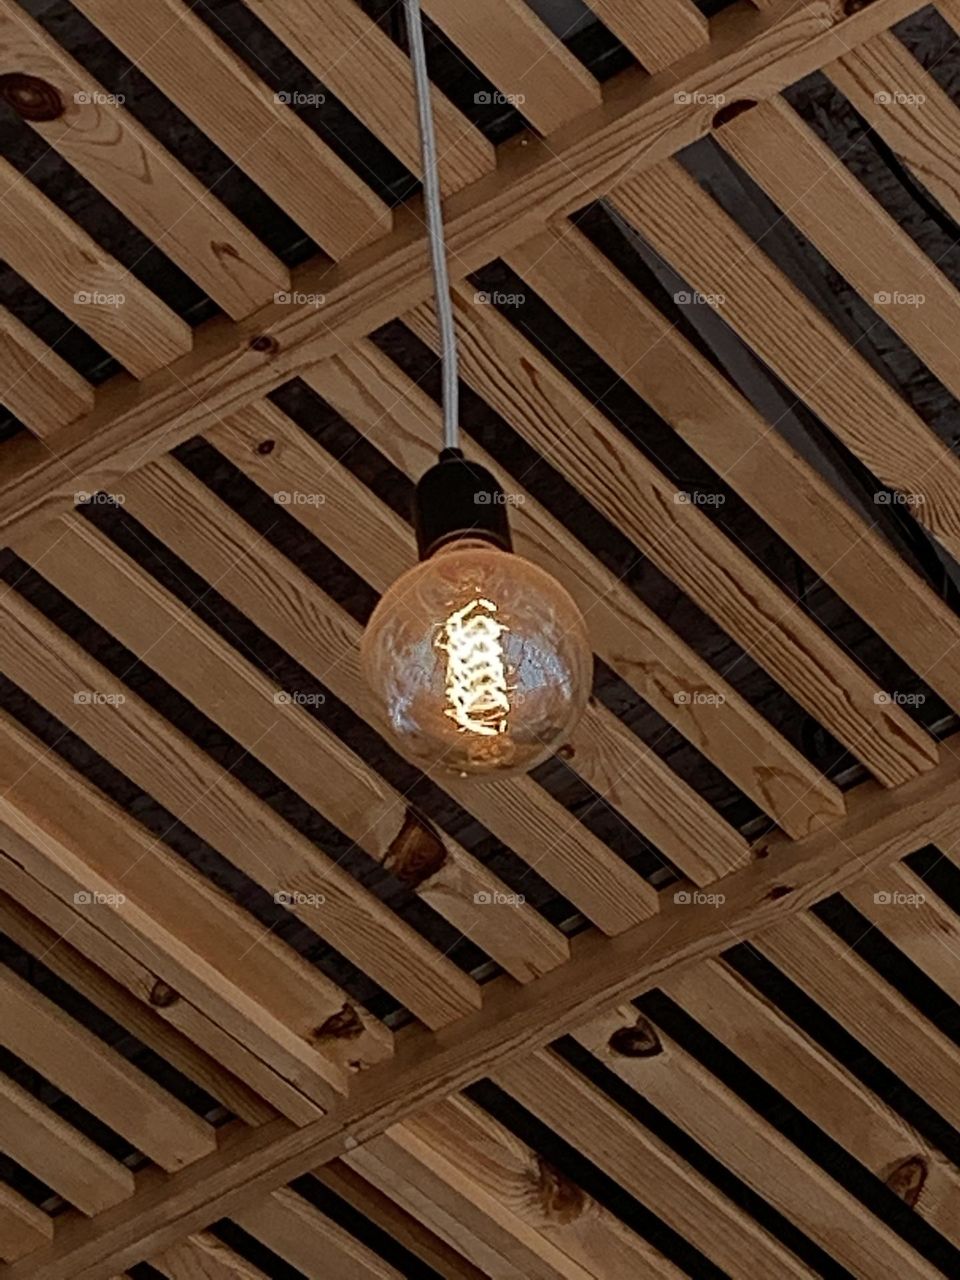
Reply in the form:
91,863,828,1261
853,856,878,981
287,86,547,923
361,539,593,777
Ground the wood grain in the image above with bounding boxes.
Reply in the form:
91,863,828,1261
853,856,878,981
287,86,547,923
0,306,93,438
590,0,708,71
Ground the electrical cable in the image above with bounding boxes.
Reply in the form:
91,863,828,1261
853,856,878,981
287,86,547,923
403,0,460,452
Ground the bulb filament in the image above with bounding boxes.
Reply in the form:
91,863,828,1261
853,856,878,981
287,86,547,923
436,597,510,736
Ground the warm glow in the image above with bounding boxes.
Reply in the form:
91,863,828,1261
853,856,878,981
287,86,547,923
435,597,510,737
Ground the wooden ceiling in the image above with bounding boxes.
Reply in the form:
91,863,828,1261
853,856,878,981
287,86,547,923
3,0,960,1276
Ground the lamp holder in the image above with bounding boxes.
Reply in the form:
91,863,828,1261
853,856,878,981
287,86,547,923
414,449,514,559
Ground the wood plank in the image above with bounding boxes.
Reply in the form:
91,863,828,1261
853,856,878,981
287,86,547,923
496,1049,815,1277
0,1184,52,1263
0,1073,134,1215
0,307,93,437
70,0,391,261
304,355,751,881
246,0,493,195
153,1232,269,1280
208,405,658,928
664,956,960,1250
14,736,960,1280
590,0,708,71
313,341,843,840
507,224,960,721
0,708,388,1104
422,279,938,789
577,1005,940,1279
314,1161,488,1280
0,578,500,1022
0,882,285,1127
0,0,924,545
610,158,960,564
0,0,288,319
233,1186,401,1280
421,0,600,133
0,962,215,1170
355,1095,688,1278
118,458,569,983
0,155,190,377
756,912,960,1130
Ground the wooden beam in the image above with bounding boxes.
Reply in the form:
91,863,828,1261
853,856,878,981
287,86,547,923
0,1185,52,1264
590,0,708,71
0,307,93,438
70,0,392,261
0,0,924,543
13,737,960,1280
152,1232,269,1280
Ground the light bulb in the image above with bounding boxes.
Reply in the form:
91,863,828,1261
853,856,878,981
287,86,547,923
361,538,593,777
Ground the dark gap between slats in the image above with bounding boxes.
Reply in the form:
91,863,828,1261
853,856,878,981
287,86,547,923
0,1153,56,1212
906,844,960,916
466,1078,727,1279
294,1174,446,1279
550,1037,854,1279
37,0,311,264
210,1220,317,1280
0,267,116,385
637,988,960,1275
0,931,221,1119
725,941,960,1170
264,380,679,884
0,624,399,1020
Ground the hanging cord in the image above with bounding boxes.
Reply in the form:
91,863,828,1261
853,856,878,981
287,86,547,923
403,0,460,452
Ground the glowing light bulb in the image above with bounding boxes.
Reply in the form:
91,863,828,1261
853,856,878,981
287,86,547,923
361,538,593,777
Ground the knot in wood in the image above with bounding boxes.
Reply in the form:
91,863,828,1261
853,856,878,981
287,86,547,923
0,73,64,121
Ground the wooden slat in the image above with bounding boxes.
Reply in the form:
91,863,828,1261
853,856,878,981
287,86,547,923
577,1004,940,1279
508,224,960,721
314,1161,488,1280
314,341,843,840
0,1184,52,1263
245,0,493,195
118,457,570,982
0,0,288,319
496,1049,815,1277
0,883,284,1127
153,1232,269,1280
757,912,960,1130
0,307,93,437
0,707,386,1105
70,0,391,261
0,0,924,544
420,0,601,133
0,1073,134,1215
0,962,215,1171
352,1095,688,1279
664,956,960,1249
304,355,750,882
0,576,502,1022
209,404,659,929
424,278,938,789
0,156,190,377
233,1187,401,1280
610,158,960,564
590,0,708,71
